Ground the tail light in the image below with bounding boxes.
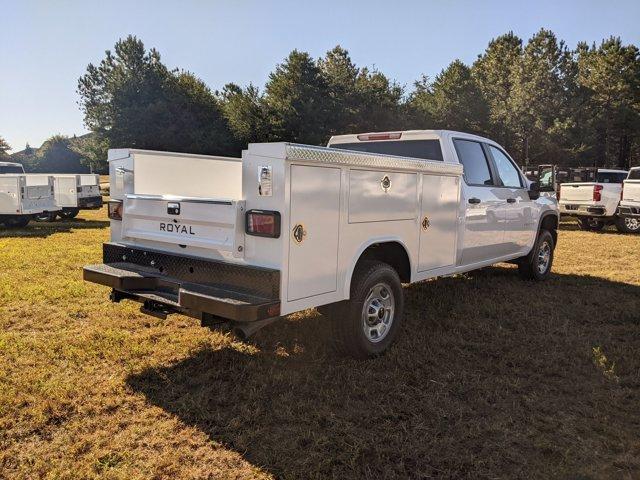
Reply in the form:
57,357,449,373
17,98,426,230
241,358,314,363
557,187,561,201
620,184,624,201
246,210,281,238
357,132,402,141
77,186,83,193
108,200,123,220
593,185,603,202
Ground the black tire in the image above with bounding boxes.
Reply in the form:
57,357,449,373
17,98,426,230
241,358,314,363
330,261,404,359
60,208,80,219
577,217,604,231
518,230,554,281
34,211,58,222
615,216,640,234
4,216,31,228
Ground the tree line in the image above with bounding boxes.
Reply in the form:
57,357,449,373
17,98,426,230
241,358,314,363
3,28,639,172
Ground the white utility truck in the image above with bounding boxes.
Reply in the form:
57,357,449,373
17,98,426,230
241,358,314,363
1,162,103,221
84,131,559,358
0,174,57,227
617,167,640,233
31,174,103,221
558,168,628,231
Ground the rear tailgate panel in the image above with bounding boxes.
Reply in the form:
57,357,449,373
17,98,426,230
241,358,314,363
560,183,594,202
122,195,245,257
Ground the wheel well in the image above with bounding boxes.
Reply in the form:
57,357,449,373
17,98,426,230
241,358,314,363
540,214,558,245
355,242,411,283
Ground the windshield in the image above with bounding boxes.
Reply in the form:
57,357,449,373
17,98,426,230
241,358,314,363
330,139,444,161
0,165,25,174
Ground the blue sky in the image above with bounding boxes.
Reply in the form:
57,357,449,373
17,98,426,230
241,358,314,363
1,0,639,152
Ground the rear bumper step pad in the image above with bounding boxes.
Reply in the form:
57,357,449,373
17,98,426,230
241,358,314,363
84,259,280,322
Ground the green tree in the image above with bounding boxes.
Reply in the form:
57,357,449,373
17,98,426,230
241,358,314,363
509,29,575,165
576,37,640,169
69,133,110,173
472,32,523,152
264,50,331,144
320,46,404,135
32,135,88,173
220,83,268,146
78,35,234,156
0,136,10,159
411,60,489,134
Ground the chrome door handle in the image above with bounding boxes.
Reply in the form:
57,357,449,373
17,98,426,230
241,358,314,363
506,198,516,203
468,198,481,204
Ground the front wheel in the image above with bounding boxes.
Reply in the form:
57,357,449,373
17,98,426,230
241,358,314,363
518,230,554,281
329,261,404,359
615,216,640,234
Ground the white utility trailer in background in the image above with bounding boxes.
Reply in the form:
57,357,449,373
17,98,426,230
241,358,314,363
31,174,103,221
84,131,559,358
0,174,57,227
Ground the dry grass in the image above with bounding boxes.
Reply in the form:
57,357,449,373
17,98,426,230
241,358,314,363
1,210,639,479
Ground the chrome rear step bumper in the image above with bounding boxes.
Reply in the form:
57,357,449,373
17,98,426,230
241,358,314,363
84,243,280,322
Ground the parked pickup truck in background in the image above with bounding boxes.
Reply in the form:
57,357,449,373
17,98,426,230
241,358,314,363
617,167,640,233
31,174,103,221
0,173,57,227
84,130,559,358
1,162,103,221
558,168,628,231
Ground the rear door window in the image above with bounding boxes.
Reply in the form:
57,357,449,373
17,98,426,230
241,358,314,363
453,139,494,186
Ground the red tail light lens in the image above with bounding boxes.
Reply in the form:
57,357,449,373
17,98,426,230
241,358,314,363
593,185,603,202
246,210,281,238
108,200,123,220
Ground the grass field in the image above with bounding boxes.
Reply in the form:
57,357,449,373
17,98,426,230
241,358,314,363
1,207,639,479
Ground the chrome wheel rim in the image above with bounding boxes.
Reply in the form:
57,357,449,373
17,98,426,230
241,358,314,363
624,217,640,231
362,283,395,343
537,241,551,274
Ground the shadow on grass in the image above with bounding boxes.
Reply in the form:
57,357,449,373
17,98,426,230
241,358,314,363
0,218,109,238
127,268,640,479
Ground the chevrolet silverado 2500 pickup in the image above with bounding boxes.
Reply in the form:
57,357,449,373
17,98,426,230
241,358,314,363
617,167,640,233
1,162,103,221
32,173,103,221
0,173,57,227
84,130,559,358
558,168,628,231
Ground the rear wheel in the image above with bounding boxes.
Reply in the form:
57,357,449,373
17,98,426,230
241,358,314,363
34,211,58,222
329,261,404,359
518,230,554,281
3,216,31,228
615,216,640,234
60,208,79,219
577,216,605,231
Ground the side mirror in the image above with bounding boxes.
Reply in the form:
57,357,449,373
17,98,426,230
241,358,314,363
528,181,540,200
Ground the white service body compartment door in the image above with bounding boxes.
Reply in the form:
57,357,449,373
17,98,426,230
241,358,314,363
348,170,417,223
288,165,341,301
418,175,459,271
